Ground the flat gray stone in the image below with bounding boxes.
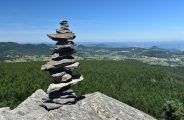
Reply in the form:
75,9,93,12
60,20,69,27
56,41,74,45
51,51,75,60
51,72,66,78
60,26,69,30
47,75,84,94
0,89,156,120
43,94,76,99
40,102,62,110
61,74,72,82
47,32,75,41
57,94,77,99
53,97,75,104
41,59,76,71
48,89,76,98
56,29,72,34
53,73,72,83
56,44,74,49
52,45,74,54
65,62,79,70
43,97,76,105
51,53,60,60
51,53,74,60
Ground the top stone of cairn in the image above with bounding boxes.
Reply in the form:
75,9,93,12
47,20,76,41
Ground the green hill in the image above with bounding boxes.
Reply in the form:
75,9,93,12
0,42,52,61
0,60,184,119
138,46,172,58
1,42,184,67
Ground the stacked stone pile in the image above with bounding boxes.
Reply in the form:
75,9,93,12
40,20,84,110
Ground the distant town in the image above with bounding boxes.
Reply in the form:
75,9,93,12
1,42,184,67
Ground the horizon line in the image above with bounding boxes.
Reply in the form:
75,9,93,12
0,40,184,44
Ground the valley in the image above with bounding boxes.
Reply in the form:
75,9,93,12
1,42,184,67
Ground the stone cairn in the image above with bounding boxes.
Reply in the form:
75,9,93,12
40,20,84,110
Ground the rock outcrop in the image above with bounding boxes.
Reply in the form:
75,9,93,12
40,20,84,110
0,89,156,120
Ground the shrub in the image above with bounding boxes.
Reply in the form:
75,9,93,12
162,100,184,120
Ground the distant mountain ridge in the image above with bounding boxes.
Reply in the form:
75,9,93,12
76,44,183,58
0,42,53,61
77,41,184,50
0,42,184,67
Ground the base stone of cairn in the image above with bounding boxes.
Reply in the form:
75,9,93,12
40,20,84,110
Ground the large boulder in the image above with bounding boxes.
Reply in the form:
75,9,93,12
0,89,156,120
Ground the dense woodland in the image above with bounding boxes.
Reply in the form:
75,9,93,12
0,60,184,119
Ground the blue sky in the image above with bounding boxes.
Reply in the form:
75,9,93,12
0,0,184,43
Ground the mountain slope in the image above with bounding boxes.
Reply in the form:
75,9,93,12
0,60,184,118
0,42,52,61
1,42,184,67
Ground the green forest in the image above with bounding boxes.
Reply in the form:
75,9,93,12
0,60,184,119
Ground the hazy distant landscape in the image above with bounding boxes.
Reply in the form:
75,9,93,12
78,41,184,50
1,42,184,67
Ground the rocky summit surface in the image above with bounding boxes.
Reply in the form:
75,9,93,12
0,89,156,120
